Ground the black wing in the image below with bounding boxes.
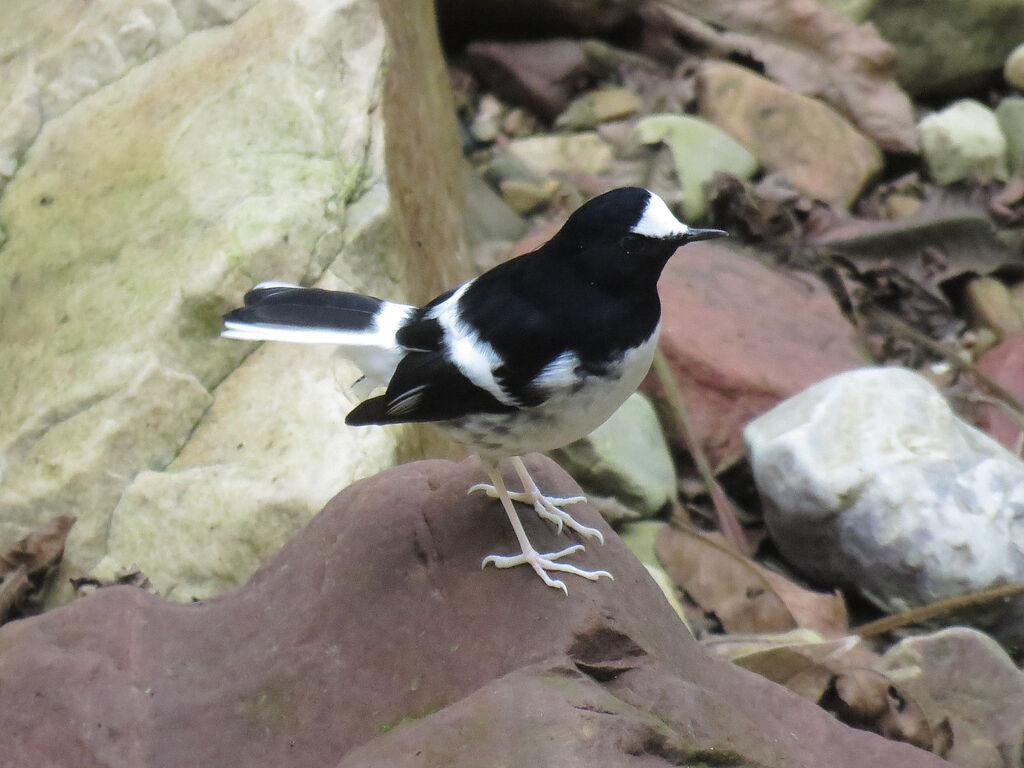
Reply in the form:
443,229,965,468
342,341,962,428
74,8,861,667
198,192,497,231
345,350,515,425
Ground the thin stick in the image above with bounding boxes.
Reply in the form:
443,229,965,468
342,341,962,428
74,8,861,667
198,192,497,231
853,582,1024,638
652,348,750,555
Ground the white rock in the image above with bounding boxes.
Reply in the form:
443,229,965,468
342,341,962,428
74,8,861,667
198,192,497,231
0,0,467,601
744,367,1024,640
1006,42,1024,90
918,99,1009,184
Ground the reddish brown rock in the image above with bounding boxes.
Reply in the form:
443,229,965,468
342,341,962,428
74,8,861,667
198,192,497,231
651,242,867,469
976,331,1024,451
0,457,945,767
698,61,883,208
465,40,603,121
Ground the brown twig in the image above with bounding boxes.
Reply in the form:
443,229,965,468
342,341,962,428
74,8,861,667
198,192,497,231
652,348,750,555
865,306,1024,415
853,582,1024,639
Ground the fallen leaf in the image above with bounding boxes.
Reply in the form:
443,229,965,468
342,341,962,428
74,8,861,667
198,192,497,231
0,516,75,624
655,525,848,636
650,0,917,152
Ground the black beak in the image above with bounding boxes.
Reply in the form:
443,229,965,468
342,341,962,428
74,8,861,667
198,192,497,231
679,227,728,244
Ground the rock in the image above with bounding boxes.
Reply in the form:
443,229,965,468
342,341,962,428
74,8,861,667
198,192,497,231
0,0,473,602
463,162,529,245
918,100,1009,184
745,367,1024,648
437,0,642,47
654,0,918,153
857,0,1024,96
1008,43,1024,89
975,332,1024,453
965,276,1023,339
0,458,949,768
551,393,677,519
469,93,504,143
499,178,560,214
505,132,614,177
465,39,602,122
996,96,1024,174
618,520,690,624
876,627,1024,767
649,242,866,471
554,87,643,130
698,61,883,208
632,114,758,219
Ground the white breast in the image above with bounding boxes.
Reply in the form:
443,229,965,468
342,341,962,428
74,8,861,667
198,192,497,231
440,326,660,458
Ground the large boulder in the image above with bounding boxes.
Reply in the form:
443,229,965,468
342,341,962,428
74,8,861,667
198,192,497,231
0,457,948,768
0,0,472,601
745,367,1024,649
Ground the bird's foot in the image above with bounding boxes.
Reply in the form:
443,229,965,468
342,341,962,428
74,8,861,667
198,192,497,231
477,460,614,594
467,456,604,543
467,482,600,540
482,544,612,595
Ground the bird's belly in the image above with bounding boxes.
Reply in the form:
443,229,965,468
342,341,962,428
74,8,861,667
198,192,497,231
440,331,659,458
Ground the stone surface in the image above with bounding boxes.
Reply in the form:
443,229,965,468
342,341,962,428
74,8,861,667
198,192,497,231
745,367,1024,648
505,132,614,177
965,277,1024,340
698,61,883,208
0,0,471,602
1008,43,1024,89
0,457,948,768
633,113,758,219
649,242,866,470
876,627,1024,768
996,96,1024,174
918,100,1009,184
555,87,643,130
976,332,1024,453
859,0,1024,96
465,39,601,122
551,393,677,519
658,0,918,153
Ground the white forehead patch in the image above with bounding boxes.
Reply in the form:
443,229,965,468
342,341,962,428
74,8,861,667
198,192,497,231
629,192,689,239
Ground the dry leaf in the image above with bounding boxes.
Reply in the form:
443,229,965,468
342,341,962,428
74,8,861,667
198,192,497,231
655,525,848,636
0,516,75,624
652,0,917,152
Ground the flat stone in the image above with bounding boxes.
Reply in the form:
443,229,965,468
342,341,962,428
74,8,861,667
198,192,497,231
633,114,758,219
745,367,1024,649
499,178,560,214
0,457,948,768
698,61,882,208
918,99,1009,184
554,87,643,130
649,242,866,470
505,132,614,176
996,96,1024,174
465,39,598,121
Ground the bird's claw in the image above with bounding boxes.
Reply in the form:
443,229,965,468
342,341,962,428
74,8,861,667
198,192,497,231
468,482,601,542
481,543,612,595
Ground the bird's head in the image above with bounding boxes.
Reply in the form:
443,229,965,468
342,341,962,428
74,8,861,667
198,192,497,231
551,187,727,285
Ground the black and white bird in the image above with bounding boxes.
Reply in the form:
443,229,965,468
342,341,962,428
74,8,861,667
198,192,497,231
222,187,726,593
